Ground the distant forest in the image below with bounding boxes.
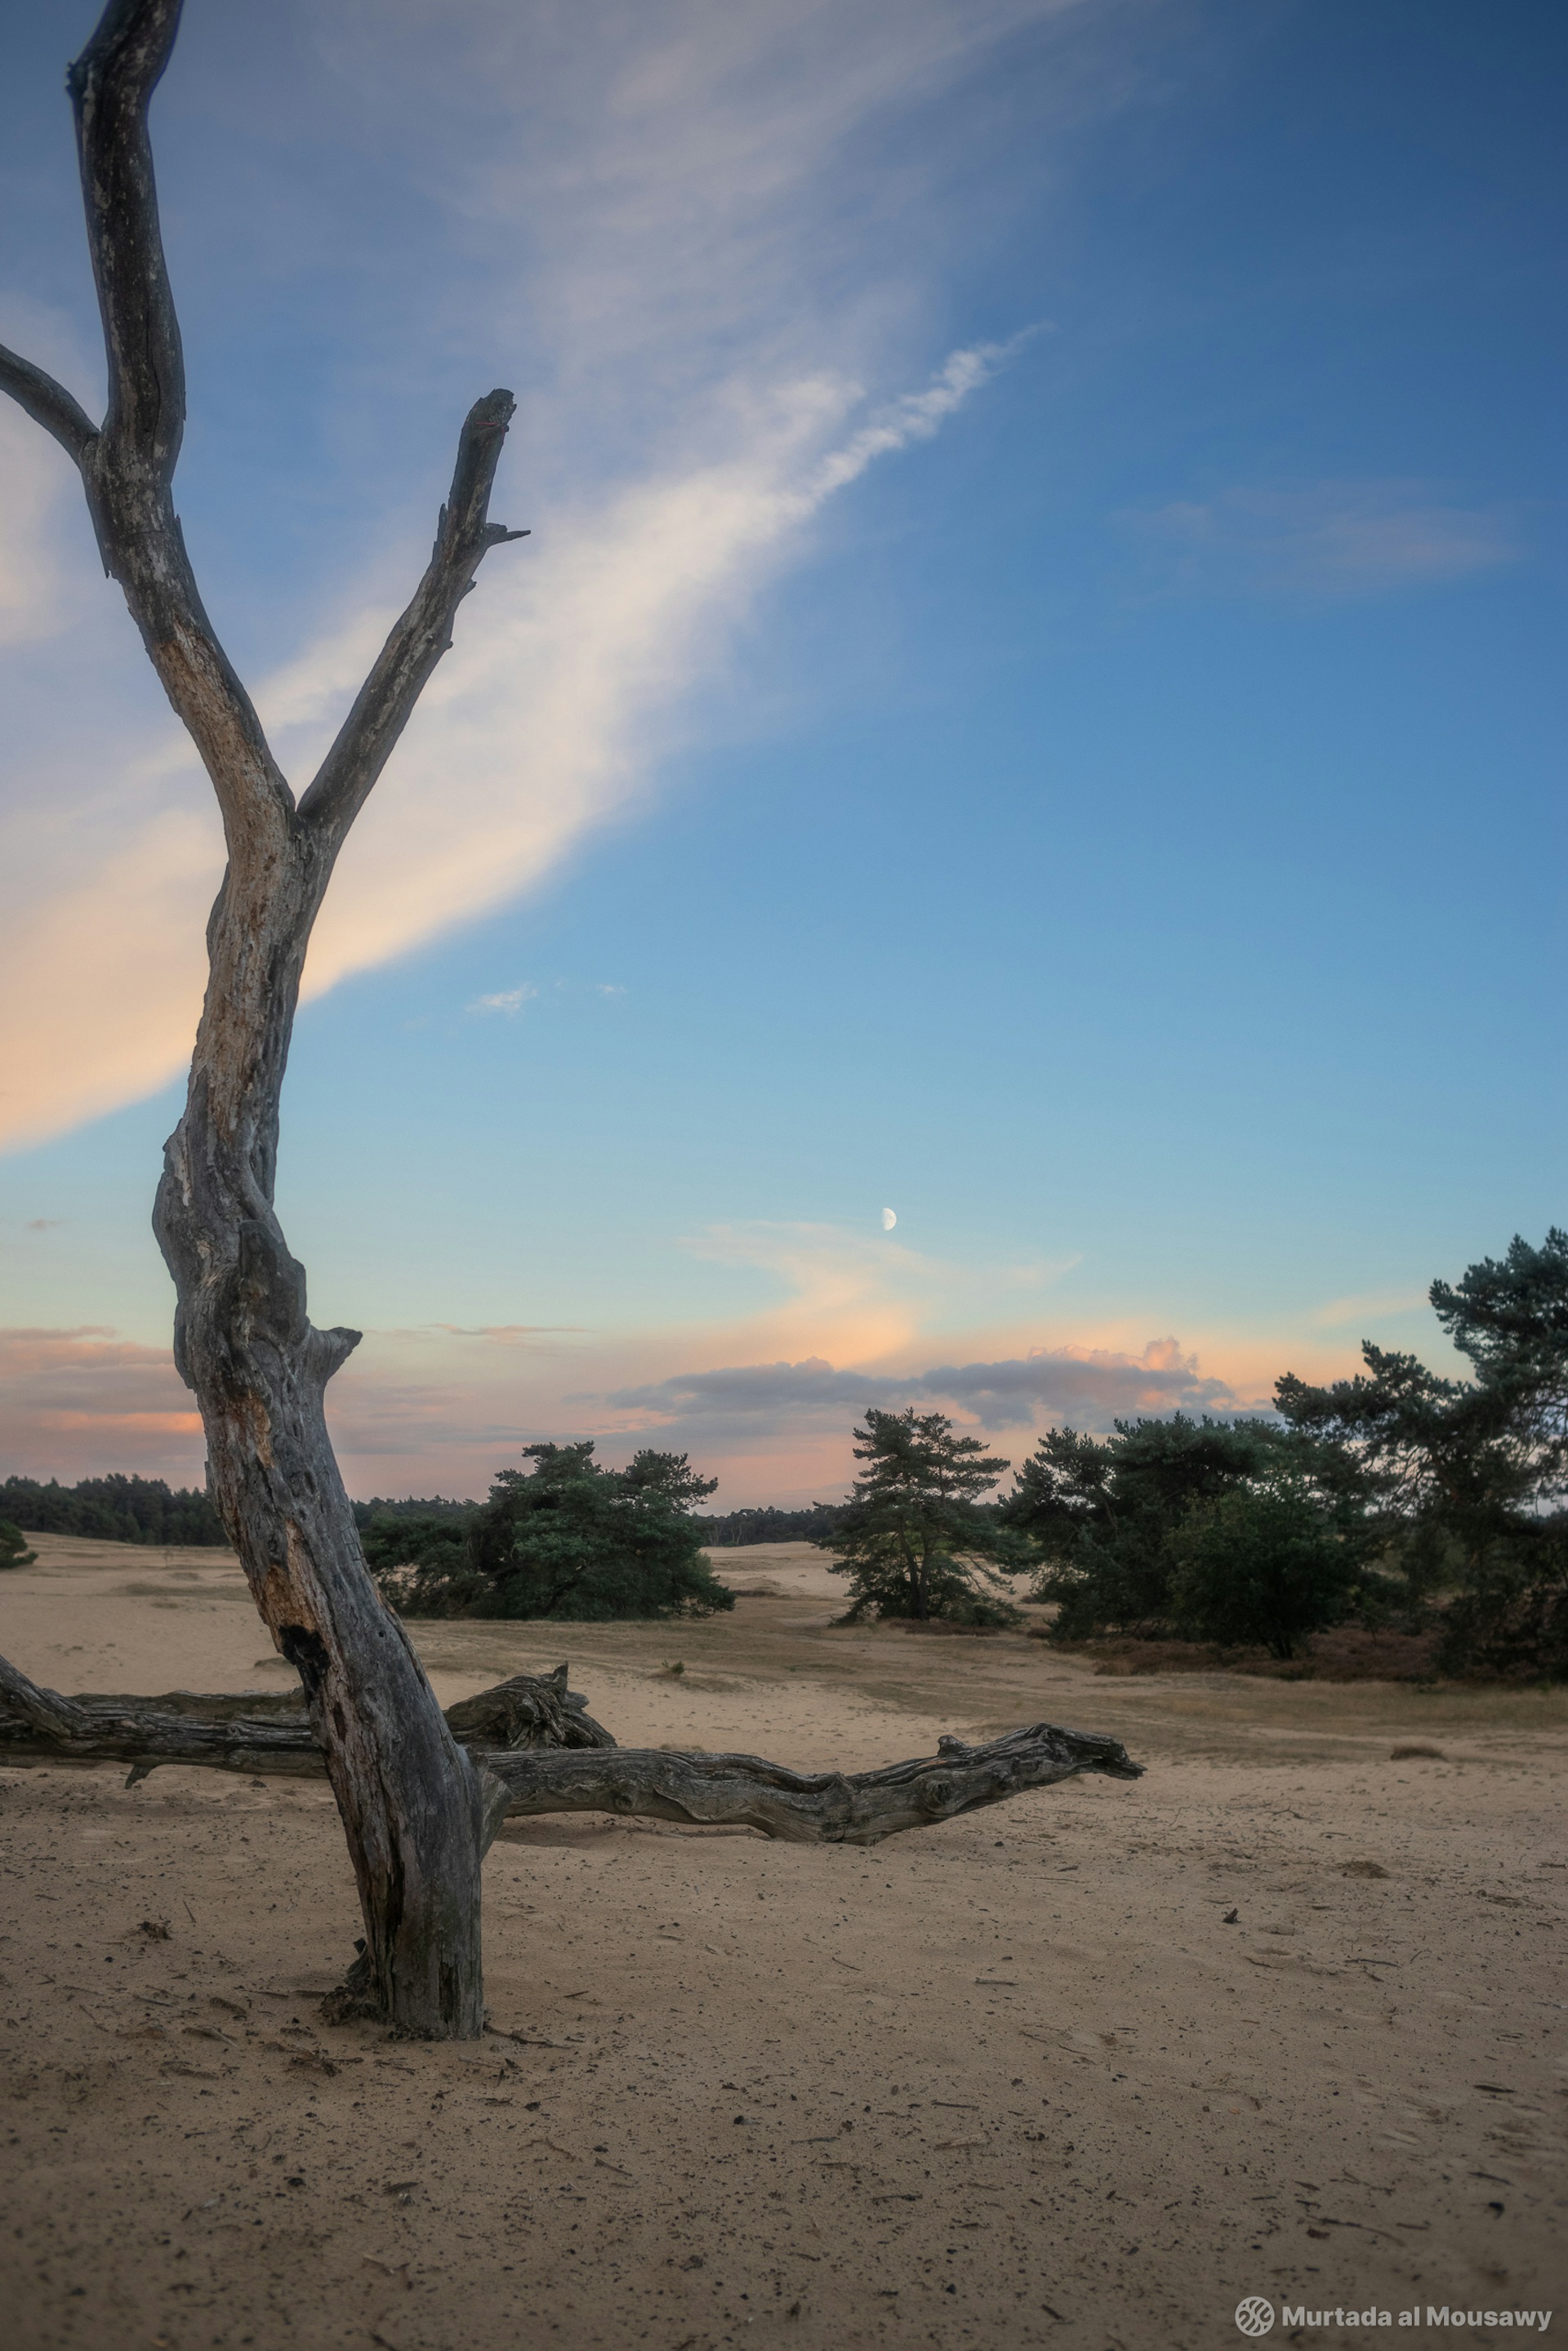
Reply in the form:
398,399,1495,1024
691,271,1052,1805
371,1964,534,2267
6,1478,844,1552
2,1474,226,1547
693,1503,846,1547
354,1497,849,1547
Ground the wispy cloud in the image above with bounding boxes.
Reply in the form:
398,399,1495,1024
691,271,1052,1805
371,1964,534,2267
426,1323,587,1341
266,341,1022,1003
467,985,539,1017
0,296,103,649
1118,479,1523,600
0,0,1116,1158
1306,1287,1429,1330
0,407,76,649
0,337,1017,1153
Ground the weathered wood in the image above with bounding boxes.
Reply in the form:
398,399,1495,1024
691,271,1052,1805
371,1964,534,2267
0,0,529,2037
482,1721,1143,1845
0,1660,615,1784
0,1650,1141,1845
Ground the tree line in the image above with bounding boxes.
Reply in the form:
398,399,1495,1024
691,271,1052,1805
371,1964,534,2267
824,1228,1567,1679
8,1230,1562,1676
2,1472,226,1549
697,1503,849,1547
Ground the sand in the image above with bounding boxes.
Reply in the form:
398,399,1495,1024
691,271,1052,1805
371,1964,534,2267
2,1535,1564,2350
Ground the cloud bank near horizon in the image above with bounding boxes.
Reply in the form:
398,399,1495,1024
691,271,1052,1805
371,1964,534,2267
0,1316,1271,1506
604,1333,1253,1444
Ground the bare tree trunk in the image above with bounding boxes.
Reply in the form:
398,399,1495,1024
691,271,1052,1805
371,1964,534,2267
1,0,524,2036
149,827,501,2037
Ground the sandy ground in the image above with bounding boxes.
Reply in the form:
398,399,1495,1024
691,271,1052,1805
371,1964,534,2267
2,1536,1565,2351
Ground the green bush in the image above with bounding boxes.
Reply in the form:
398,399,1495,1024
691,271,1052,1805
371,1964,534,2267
1168,1473,1365,1659
366,1444,735,1622
0,1518,38,1570
359,1508,481,1615
1000,1415,1306,1641
1435,1526,1568,1680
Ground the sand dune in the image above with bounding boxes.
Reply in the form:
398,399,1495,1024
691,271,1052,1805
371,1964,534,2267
2,1534,1564,2349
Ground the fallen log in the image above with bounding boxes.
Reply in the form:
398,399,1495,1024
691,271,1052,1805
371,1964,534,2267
0,1656,611,1783
483,1721,1142,1844
0,1651,1139,1844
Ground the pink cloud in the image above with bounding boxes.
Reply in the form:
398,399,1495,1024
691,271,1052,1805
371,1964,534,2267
0,1326,204,1483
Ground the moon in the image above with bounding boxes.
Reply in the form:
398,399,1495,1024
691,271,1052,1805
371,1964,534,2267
881,1207,897,1231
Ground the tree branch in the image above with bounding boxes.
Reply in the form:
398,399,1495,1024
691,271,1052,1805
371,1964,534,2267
0,1651,1141,1846
69,0,185,479
298,390,528,844
0,1654,89,1743
0,345,100,465
7,1,528,873
61,0,292,837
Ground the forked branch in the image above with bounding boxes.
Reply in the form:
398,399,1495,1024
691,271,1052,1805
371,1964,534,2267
0,0,525,863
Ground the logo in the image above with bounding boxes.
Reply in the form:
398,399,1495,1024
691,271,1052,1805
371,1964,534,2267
1236,2299,1276,2338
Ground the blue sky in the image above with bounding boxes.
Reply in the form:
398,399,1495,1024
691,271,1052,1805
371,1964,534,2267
1,0,1562,1504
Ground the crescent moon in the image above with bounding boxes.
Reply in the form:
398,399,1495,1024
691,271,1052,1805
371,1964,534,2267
881,1208,897,1231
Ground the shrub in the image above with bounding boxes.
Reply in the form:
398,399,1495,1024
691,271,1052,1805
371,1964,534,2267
1168,1473,1364,1659
0,1518,38,1569
359,1508,481,1616
1000,1415,1304,1641
368,1444,734,1622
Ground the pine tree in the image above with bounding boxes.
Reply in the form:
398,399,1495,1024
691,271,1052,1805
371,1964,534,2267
822,1408,1020,1624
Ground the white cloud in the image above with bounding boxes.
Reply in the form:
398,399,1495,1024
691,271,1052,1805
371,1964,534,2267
292,345,1013,1004
0,407,76,648
0,800,221,1150
467,985,538,1017
0,296,103,649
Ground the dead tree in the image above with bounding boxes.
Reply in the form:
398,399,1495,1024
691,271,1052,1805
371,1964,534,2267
0,1654,1142,1842
0,0,1141,2037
